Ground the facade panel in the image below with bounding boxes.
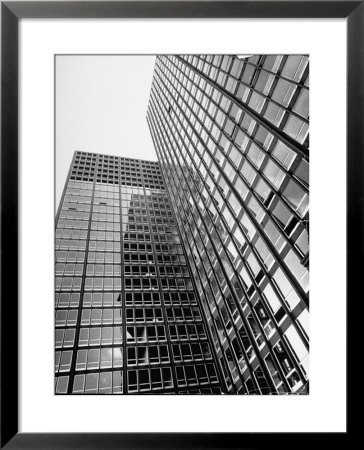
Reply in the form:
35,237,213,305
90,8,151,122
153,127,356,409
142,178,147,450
147,55,309,394
55,151,222,394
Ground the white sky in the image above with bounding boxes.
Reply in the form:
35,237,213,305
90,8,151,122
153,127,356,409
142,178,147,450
56,55,157,209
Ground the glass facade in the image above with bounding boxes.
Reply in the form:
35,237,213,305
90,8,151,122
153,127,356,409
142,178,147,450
147,55,309,394
55,151,222,394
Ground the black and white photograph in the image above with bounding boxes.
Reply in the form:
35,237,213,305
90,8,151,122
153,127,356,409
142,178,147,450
55,54,309,395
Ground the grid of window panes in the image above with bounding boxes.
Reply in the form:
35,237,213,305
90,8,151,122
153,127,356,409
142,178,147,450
55,151,222,394
147,55,309,395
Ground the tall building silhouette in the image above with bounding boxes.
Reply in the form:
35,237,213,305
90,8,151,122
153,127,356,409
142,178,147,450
55,152,222,394
147,55,309,394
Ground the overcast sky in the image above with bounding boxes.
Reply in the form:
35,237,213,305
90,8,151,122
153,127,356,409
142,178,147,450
56,55,157,209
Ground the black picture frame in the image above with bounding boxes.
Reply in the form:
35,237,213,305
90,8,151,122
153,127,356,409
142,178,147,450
0,1,357,448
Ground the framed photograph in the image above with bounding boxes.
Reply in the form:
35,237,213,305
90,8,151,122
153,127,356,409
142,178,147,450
1,0,356,447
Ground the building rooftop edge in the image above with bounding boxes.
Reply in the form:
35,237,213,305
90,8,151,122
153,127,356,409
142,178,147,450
73,150,159,165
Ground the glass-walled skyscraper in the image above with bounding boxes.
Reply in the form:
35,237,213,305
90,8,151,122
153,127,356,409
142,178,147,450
147,55,309,394
55,151,222,394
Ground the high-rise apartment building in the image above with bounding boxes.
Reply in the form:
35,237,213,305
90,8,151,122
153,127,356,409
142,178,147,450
55,152,222,394
147,55,309,394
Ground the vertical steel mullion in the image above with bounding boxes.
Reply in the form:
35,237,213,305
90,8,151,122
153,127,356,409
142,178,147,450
118,159,128,395
65,153,99,394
